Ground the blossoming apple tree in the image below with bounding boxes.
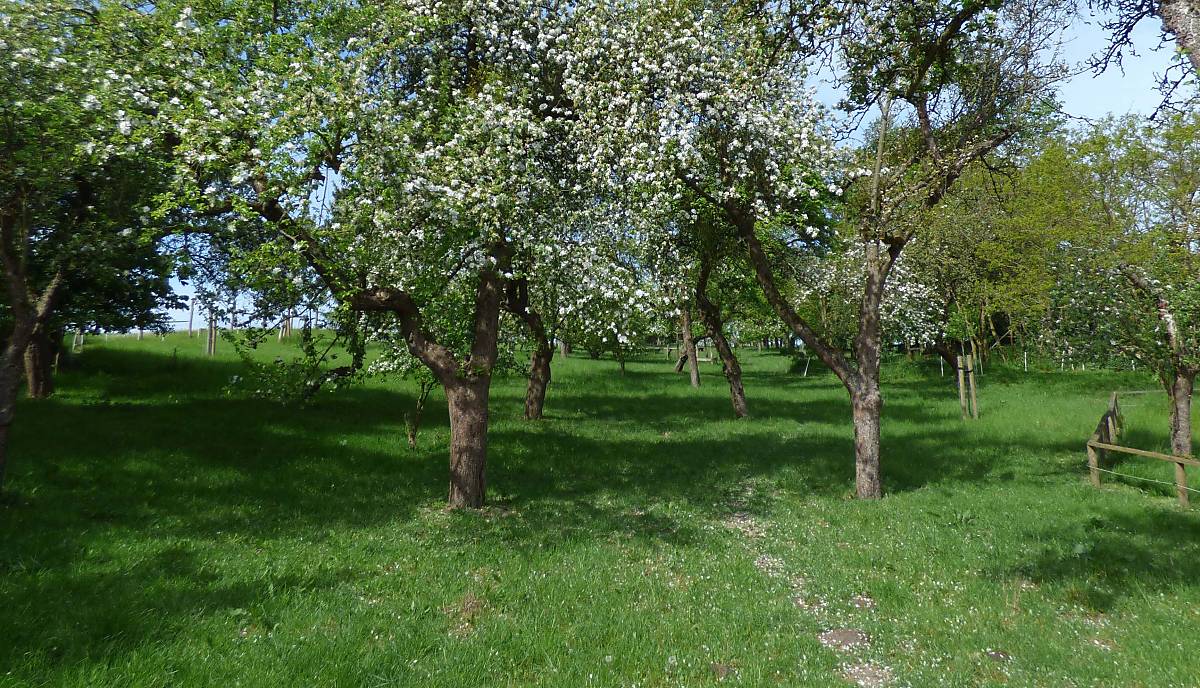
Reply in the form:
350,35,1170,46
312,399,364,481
0,0,178,490
159,0,654,507
563,0,1070,498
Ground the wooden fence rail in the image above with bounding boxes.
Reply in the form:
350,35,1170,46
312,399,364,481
1086,392,1194,507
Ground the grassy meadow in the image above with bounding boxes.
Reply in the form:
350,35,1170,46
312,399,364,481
1,332,1198,687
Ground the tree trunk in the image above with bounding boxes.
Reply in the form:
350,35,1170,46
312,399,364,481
444,377,490,509
0,346,25,491
932,340,958,371
849,255,891,500
1159,0,1200,76
695,262,747,418
0,259,64,492
23,328,54,399
733,213,898,498
1168,369,1195,458
524,320,553,421
850,384,883,499
0,312,36,491
681,307,700,388
712,324,748,418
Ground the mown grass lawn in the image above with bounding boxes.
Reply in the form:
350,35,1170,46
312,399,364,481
2,333,1198,687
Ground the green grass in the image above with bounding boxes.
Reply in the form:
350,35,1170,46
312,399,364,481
2,332,1198,687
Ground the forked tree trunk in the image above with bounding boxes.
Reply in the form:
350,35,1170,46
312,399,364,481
445,377,490,509
1168,370,1195,458
351,263,502,509
24,328,54,399
0,262,64,492
0,312,37,490
681,307,700,388
736,217,890,497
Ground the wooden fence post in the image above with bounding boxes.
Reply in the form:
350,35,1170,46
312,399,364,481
966,354,979,419
1106,393,1120,443
956,355,968,420
1087,443,1101,487
1176,463,1189,507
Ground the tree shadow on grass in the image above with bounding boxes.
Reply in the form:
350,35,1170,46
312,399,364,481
994,505,1200,613
0,345,1122,677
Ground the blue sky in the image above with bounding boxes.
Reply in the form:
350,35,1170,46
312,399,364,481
159,12,1179,330
1058,12,1176,120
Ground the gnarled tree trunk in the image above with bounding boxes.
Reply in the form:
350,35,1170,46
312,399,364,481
348,264,502,509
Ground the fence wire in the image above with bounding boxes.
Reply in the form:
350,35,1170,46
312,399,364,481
1093,466,1200,495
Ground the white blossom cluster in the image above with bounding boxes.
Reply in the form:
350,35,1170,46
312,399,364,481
558,1,834,229
794,244,945,347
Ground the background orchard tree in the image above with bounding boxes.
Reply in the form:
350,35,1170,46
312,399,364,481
564,0,834,438
505,207,656,416
675,200,821,418
27,241,181,398
0,0,175,489
1050,114,1199,458
792,243,944,360
687,212,756,418
797,0,1072,497
567,0,1070,497
900,161,1054,366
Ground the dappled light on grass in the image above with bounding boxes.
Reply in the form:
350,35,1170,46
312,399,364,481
1,335,1198,686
